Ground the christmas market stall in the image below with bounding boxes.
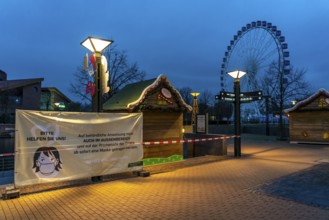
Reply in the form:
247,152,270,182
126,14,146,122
284,89,329,144
103,74,192,165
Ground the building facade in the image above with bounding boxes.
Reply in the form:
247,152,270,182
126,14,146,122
284,89,329,144
0,70,43,124
40,87,72,111
0,70,72,126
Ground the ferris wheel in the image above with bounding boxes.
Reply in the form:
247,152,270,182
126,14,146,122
220,20,290,93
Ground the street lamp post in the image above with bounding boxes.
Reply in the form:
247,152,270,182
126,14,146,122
81,36,113,112
81,36,112,182
227,70,246,157
190,92,200,128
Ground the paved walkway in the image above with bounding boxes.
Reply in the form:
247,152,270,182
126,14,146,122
1,135,329,219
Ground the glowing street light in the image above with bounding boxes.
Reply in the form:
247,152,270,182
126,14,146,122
227,70,246,79
81,36,113,112
227,70,246,157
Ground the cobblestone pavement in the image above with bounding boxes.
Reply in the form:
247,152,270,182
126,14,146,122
1,135,329,219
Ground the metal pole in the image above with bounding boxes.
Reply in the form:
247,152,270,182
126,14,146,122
91,53,103,182
234,79,241,157
279,66,284,140
265,96,270,136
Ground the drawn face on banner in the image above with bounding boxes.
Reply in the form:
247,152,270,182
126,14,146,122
32,146,62,178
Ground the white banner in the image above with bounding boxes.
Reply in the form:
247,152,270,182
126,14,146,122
15,110,143,187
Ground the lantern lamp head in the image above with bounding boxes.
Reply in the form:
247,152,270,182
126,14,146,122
81,36,113,53
227,70,247,79
190,92,200,98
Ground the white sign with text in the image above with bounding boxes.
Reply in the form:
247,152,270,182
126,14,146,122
15,110,143,187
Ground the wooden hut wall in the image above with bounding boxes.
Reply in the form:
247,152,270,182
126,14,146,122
143,111,183,158
289,111,329,143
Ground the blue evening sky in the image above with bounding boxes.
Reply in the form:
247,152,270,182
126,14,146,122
1,0,328,102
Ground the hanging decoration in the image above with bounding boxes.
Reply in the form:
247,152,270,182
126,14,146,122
83,53,88,71
83,54,110,97
102,71,110,94
83,53,96,97
101,55,110,95
89,54,97,71
86,81,95,97
88,69,94,77
101,55,107,72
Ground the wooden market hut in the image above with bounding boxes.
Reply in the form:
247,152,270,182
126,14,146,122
284,89,329,144
103,74,192,164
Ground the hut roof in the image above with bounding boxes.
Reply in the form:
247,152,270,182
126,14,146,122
103,74,192,112
284,89,329,113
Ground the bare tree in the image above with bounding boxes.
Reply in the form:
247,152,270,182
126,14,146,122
260,62,311,139
105,47,146,98
178,87,193,105
69,66,90,102
70,46,146,103
199,89,214,114
214,100,233,123
178,87,193,125
261,62,311,114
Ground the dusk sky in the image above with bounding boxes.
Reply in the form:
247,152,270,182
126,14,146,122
1,0,328,102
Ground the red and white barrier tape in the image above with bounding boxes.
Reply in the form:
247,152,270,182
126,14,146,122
0,136,238,156
132,135,238,146
0,153,15,157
